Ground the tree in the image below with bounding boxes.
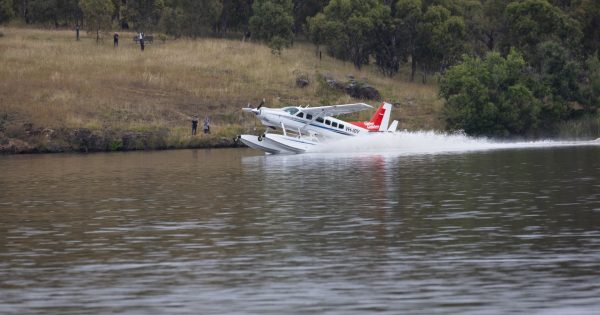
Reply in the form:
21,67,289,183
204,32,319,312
249,0,294,54
292,0,328,35
580,54,600,112
79,0,114,43
306,12,330,57
160,0,222,37
441,49,542,137
123,0,165,32
373,11,400,76
309,0,389,69
27,0,59,24
0,0,14,24
22,0,81,26
416,5,466,81
502,0,582,61
574,0,600,57
395,0,423,81
462,0,509,54
216,0,253,35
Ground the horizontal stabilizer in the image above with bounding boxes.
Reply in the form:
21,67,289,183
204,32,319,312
388,120,398,132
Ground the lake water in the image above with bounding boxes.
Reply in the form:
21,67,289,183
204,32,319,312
1,136,600,314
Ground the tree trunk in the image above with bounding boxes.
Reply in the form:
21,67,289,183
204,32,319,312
411,57,416,82
486,31,495,51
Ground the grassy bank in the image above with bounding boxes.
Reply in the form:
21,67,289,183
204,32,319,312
0,27,443,153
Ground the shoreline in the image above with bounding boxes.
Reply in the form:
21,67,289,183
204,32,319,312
0,126,245,154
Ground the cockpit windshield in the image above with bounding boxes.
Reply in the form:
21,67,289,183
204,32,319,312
282,107,299,115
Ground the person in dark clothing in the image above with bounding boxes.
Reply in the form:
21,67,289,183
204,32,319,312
191,116,199,135
113,33,119,47
76,24,80,41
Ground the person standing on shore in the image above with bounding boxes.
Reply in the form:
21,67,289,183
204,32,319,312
76,24,80,41
139,32,145,51
191,115,199,135
203,116,210,134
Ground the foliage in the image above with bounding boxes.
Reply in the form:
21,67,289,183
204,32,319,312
0,0,14,24
463,0,508,53
19,0,81,25
417,5,466,77
306,12,328,55
293,0,328,34
216,0,253,34
123,0,165,32
394,0,423,80
573,0,600,57
79,0,114,42
502,0,581,60
249,0,294,52
579,54,600,112
441,50,541,137
373,15,400,77
309,0,389,69
160,0,222,38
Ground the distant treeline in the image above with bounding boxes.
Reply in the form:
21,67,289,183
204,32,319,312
1,0,599,137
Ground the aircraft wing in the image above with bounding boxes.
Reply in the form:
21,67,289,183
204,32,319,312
301,103,373,117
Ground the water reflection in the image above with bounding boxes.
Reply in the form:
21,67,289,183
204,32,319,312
1,147,600,314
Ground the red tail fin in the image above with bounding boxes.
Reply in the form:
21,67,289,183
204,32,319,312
368,103,387,126
349,102,387,131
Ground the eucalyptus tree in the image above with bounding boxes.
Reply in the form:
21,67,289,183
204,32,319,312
249,0,294,54
123,0,165,32
22,0,81,26
0,0,14,23
502,0,582,62
416,5,466,81
574,0,600,57
395,0,423,81
292,0,328,35
160,0,222,37
216,0,253,35
309,0,389,69
306,12,330,56
79,0,115,43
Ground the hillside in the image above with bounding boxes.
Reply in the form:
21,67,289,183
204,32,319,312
0,27,443,153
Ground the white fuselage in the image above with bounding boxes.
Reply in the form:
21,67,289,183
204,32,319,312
250,107,369,138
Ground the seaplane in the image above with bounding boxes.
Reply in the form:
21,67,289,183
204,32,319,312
238,100,398,154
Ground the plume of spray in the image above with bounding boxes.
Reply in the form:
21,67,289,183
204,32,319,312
313,130,600,155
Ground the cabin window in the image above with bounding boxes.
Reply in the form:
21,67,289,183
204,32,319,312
325,120,331,125
316,117,324,123
297,112,304,118
339,124,344,129
306,114,313,120
332,122,338,128
283,107,299,115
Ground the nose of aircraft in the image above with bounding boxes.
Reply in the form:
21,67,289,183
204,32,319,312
242,108,260,115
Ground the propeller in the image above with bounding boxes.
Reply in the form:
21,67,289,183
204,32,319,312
257,98,265,110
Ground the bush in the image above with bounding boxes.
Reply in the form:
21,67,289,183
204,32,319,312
441,50,541,137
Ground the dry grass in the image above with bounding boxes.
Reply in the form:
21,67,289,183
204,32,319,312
0,27,443,150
